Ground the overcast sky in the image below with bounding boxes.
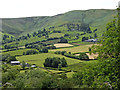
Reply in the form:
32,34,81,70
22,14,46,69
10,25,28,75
0,0,119,18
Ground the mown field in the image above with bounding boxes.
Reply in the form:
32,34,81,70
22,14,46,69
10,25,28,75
50,44,95,53
16,53,82,67
54,43,74,48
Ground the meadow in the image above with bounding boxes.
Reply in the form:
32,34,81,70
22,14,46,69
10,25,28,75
2,49,38,56
54,43,74,48
16,53,82,67
50,44,95,53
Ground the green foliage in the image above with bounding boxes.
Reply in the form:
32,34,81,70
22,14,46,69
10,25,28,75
82,36,88,41
94,33,97,38
10,69,52,88
1,54,10,61
89,17,120,89
79,53,89,60
59,38,68,43
92,19,120,59
23,50,38,55
7,56,17,63
44,57,67,68
21,61,26,70
2,69,20,84
39,48,48,53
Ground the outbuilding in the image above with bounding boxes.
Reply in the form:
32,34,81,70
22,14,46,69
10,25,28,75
11,61,20,65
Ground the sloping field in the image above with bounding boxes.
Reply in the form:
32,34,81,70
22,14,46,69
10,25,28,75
2,49,38,56
54,43,74,48
50,44,96,53
49,33,64,38
16,53,82,67
63,60,98,72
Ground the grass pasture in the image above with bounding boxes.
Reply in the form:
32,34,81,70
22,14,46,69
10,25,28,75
2,49,38,56
62,60,98,72
50,44,96,53
49,33,64,38
16,53,82,67
54,43,74,48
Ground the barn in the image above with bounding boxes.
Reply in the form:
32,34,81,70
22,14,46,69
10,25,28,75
11,61,20,65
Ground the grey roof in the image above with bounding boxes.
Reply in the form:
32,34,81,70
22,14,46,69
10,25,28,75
11,61,20,64
84,39,98,42
31,65,36,67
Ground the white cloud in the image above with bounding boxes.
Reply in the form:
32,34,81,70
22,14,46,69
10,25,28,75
0,0,119,18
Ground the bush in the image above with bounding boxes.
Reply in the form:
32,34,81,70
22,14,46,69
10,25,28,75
59,38,68,43
44,57,67,68
39,48,48,53
23,50,38,55
79,53,89,60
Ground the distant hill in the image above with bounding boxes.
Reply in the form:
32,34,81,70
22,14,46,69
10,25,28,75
2,9,117,37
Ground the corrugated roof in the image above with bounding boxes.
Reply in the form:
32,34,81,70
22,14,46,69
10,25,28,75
11,61,20,64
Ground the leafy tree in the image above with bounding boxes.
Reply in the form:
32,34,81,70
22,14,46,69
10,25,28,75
59,38,68,43
44,57,67,68
21,61,26,70
60,57,67,67
7,56,17,63
41,48,48,53
64,34,69,37
1,54,10,61
90,17,120,89
79,53,89,60
89,36,93,39
94,33,97,38
82,37,88,41
4,45,11,49
61,51,66,55
91,19,120,59
58,64,62,71
27,33,31,38
23,50,38,55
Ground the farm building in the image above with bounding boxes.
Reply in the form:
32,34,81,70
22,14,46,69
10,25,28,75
11,61,20,65
31,64,36,68
84,39,98,42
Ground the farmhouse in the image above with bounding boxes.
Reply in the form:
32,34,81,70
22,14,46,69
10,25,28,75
11,61,20,65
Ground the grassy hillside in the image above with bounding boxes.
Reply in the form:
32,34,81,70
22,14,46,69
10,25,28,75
1,9,117,51
2,9,117,37
1,48,38,56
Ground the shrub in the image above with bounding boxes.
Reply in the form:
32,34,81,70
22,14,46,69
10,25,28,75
44,57,67,68
59,38,68,43
23,50,38,55
79,53,89,60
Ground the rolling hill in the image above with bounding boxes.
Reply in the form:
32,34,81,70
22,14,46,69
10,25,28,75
2,9,117,37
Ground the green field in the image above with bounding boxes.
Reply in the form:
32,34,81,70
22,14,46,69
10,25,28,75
50,44,95,53
63,60,98,72
6,36,46,46
2,49,38,56
49,33,64,38
16,53,82,67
